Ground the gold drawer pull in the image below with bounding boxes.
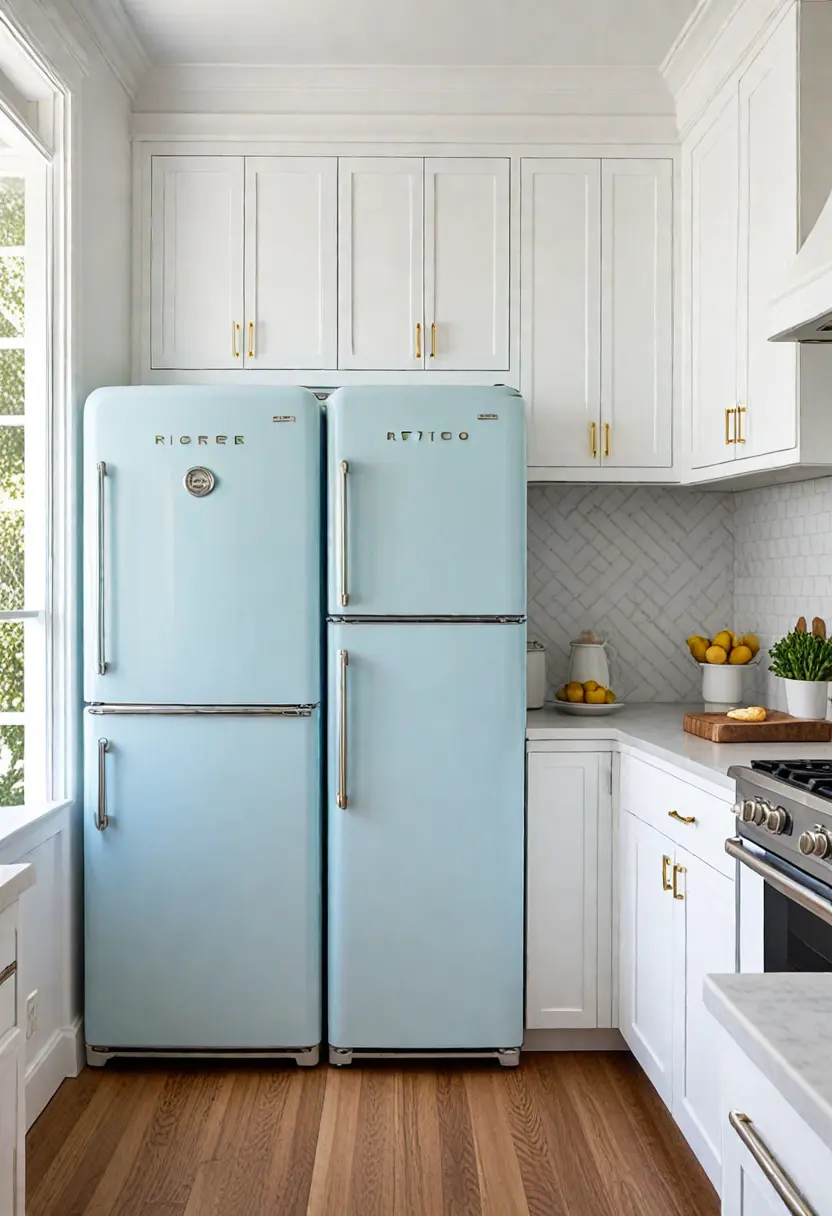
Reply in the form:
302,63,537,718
415,322,422,360
604,422,611,458
669,810,696,825
662,854,672,892
725,407,735,445
736,405,747,444
590,421,598,459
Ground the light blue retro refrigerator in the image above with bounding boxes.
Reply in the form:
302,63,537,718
326,386,526,1065
83,386,322,1066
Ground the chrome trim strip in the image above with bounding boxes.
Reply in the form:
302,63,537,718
328,615,526,625
87,705,314,717
337,650,348,809
96,461,107,675
726,837,832,927
96,738,109,831
729,1112,816,1216
0,960,16,988
339,459,349,607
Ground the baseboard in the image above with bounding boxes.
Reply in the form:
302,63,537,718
25,1016,84,1129
522,1028,628,1052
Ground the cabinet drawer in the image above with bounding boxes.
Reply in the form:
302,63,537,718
620,753,734,877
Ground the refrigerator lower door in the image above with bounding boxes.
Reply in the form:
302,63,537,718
84,708,321,1054
327,621,525,1052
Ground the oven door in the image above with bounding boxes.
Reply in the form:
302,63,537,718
728,835,832,974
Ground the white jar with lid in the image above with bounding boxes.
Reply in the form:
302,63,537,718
527,640,546,709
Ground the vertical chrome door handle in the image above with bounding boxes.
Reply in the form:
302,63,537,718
339,459,350,607
96,461,107,675
96,738,110,831
729,1112,816,1215
337,650,349,809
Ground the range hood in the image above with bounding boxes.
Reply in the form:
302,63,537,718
770,188,832,342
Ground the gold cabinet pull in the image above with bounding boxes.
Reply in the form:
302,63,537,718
430,322,437,359
415,322,422,360
590,421,598,459
673,863,687,900
669,810,696,825
736,405,746,444
604,422,611,458
725,407,735,445
232,321,241,360
662,854,672,892
247,321,255,359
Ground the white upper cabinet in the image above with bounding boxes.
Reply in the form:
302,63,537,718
337,157,424,371
424,158,510,371
601,159,673,469
150,156,245,370
244,157,337,370
690,96,740,470
521,159,601,469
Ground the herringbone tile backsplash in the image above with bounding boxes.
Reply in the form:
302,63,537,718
528,485,735,703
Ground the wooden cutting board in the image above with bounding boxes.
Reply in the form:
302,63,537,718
683,710,832,743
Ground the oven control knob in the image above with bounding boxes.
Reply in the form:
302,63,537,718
763,806,789,835
798,826,831,858
750,801,768,826
733,799,758,823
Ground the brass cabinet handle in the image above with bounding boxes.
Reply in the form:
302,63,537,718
415,322,422,360
729,1112,816,1216
725,407,735,445
232,321,241,359
430,322,437,359
669,810,696,825
604,422,611,458
590,421,598,459
662,854,672,892
247,321,255,359
673,863,686,900
736,405,747,444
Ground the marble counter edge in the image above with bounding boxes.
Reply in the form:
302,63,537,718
704,974,832,1151
0,863,35,915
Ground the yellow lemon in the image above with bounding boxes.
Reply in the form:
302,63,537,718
566,682,585,703
605,689,616,703
731,634,743,650
585,687,606,704
729,645,753,665
705,644,728,664
712,631,733,651
689,638,708,663
583,680,599,693
742,634,760,656
555,686,568,701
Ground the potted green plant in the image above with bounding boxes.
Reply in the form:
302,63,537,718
769,617,832,719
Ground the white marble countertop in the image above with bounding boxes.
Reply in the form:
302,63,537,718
704,973,832,1148
527,704,832,794
0,863,34,916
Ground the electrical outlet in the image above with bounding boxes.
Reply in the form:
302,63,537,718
25,990,38,1040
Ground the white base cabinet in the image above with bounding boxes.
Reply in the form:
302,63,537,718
526,749,613,1030
0,889,28,1216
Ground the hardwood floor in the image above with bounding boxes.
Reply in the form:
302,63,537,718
27,1053,718,1216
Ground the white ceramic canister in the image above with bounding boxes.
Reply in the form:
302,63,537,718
527,640,546,710
567,633,616,690
701,662,744,710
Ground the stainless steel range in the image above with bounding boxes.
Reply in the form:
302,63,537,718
729,761,832,972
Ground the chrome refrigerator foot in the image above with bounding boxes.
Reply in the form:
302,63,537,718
295,1045,320,1067
498,1048,521,1068
329,1047,354,1066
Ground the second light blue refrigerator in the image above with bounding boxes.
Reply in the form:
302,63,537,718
326,386,526,1064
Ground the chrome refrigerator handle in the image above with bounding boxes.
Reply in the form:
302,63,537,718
96,738,109,831
339,460,349,607
96,461,107,675
729,1112,816,1216
337,649,348,809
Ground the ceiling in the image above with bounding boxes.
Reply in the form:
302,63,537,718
120,0,697,67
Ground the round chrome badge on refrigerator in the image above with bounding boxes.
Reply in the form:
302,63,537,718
183,467,215,497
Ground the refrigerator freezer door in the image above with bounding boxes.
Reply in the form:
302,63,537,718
327,621,525,1051
84,708,321,1051
327,387,526,616
84,386,321,705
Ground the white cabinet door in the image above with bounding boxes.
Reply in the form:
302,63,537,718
601,159,673,469
690,97,740,470
526,751,612,1030
424,158,510,371
619,811,675,1107
671,849,736,1190
338,157,424,370
150,156,244,370
244,157,337,370
737,13,798,460
521,159,601,469
0,1029,20,1216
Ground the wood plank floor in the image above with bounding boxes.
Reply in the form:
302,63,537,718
27,1053,718,1216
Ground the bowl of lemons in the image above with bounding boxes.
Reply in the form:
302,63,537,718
553,680,624,715
687,631,760,707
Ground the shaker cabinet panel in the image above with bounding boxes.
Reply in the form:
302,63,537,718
337,158,424,371
521,159,601,469
601,159,673,469
244,157,337,370
150,156,245,370
424,158,510,371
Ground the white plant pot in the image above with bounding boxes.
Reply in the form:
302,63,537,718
700,662,744,710
783,678,830,720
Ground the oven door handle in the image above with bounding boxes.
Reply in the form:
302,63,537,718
726,836,832,928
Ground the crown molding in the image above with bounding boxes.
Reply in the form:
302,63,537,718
67,0,150,97
134,62,675,122
0,0,89,86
